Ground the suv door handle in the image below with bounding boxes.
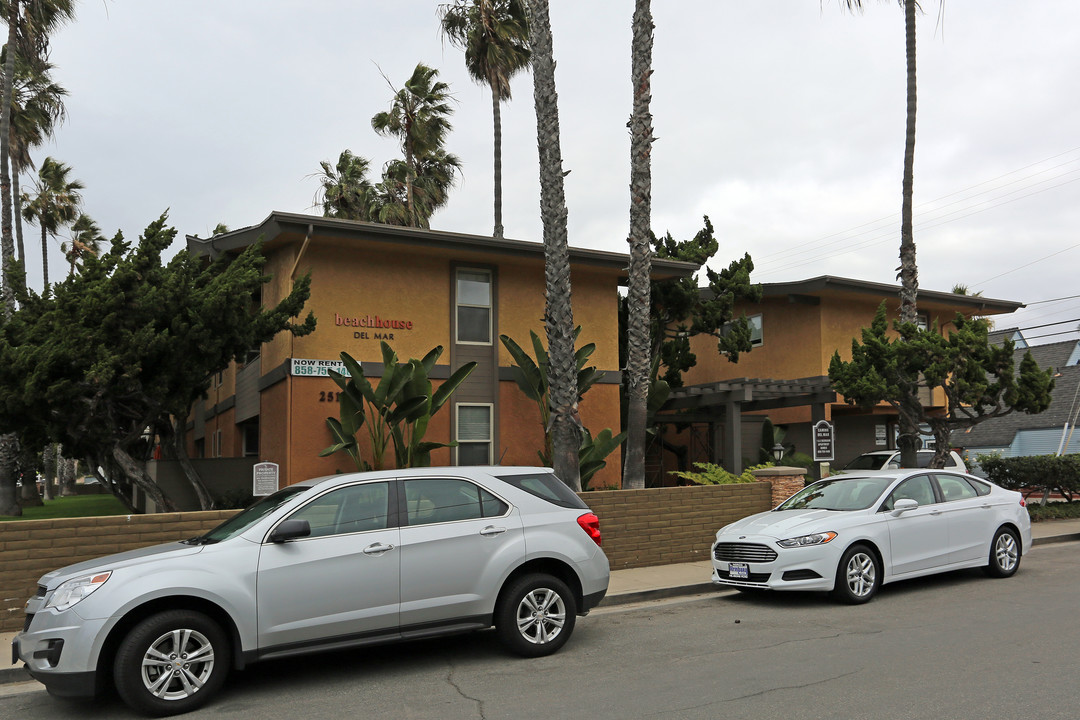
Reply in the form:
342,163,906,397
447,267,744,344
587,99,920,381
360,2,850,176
480,526,507,537
363,542,394,555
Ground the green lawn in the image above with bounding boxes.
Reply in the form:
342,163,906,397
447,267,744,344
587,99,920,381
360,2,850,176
0,493,129,522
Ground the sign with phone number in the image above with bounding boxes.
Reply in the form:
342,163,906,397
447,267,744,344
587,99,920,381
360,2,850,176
290,359,352,377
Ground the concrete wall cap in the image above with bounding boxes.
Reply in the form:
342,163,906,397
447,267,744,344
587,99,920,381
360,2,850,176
750,466,808,478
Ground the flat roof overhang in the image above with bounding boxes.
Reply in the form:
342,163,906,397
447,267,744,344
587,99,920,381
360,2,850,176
187,211,700,281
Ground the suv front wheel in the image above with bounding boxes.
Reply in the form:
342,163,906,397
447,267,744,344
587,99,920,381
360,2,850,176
113,609,230,716
496,574,577,657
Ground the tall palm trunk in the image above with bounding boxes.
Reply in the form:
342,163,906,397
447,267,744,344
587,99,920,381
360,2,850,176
896,0,920,468
0,1,20,516
40,221,48,291
622,0,655,490
490,68,505,238
526,0,580,490
13,171,23,263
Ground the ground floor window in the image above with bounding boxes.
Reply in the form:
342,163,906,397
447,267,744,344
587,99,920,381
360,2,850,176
456,403,492,465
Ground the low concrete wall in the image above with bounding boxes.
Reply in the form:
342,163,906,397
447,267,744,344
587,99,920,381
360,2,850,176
0,483,773,632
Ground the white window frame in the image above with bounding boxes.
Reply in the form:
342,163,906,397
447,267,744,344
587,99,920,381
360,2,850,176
212,429,223,458
455,403,493,465
455,268,493,346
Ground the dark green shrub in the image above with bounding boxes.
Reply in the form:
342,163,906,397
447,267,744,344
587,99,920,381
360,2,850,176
1026,500,1080,522
977,453,1080,501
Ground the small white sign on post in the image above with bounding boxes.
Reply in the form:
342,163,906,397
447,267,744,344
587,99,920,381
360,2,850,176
253,462,279,497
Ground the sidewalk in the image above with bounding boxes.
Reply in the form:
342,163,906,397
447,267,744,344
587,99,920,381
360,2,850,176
4,518,1079,687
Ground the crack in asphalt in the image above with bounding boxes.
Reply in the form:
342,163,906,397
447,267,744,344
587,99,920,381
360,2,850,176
648,669,862,715
445,662,486,720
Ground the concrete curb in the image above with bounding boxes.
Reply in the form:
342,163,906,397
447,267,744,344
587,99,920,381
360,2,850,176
1033,532,1080,547
599,582,719,607
0,665,32,686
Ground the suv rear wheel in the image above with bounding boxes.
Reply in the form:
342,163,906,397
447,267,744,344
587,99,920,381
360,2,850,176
113,609,229,716
496,574,577,657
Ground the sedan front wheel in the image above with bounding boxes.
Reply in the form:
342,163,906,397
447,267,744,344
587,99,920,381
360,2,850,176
831,544,881,604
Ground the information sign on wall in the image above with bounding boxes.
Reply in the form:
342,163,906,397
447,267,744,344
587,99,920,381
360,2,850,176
253,462,279,496
813,420,835,462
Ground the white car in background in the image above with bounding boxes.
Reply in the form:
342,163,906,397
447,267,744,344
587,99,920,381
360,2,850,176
711,469,1029,604
842,449,967,473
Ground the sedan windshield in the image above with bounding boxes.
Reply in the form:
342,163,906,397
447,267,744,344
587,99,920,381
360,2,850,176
776,476,894,512
190,486,310,543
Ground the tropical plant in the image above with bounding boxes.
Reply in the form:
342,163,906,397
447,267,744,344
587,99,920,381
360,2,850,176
669,462,769,486
321,344,476,471
21,155,82,292
0,0,76,518
316,149,376,222
579,428,626,490
60,212,101,274
829,303,1055,468
622,0,656,490
500,327,607,462
524,0,580,490
371,63,461,228
439,0,530,238
841,0,926,466
3,50,66,265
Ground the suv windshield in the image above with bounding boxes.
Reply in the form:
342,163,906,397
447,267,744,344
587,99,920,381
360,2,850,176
776,476,894,512
496,472,587,509
191,486,310,544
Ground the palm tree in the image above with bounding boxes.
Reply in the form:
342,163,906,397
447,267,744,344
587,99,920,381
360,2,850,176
440,0,530,238
61,211,101,275
524,0,580,490
622,0,655,490
22,155,83,292
371,63,459,228
316,149,377,221
842,0,923,467
0,0,75,518
6,52,66,265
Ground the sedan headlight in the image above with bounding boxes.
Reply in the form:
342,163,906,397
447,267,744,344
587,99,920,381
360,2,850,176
777,532,837,548
45,571,111,612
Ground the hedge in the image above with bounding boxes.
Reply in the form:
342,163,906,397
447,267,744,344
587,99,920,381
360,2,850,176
976,453,1080,501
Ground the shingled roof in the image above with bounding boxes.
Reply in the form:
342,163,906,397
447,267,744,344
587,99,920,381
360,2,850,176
959,340,1080,448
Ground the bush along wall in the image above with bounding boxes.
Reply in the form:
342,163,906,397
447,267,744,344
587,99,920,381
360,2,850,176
977,453,1080,501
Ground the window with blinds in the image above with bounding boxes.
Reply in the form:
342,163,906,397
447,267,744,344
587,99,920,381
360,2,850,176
456,404,492,465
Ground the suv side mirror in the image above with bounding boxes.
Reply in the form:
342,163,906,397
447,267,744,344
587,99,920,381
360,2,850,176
891,498,918,516
269,519,311,543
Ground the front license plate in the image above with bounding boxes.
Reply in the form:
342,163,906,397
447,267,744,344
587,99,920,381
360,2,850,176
729,562,749,580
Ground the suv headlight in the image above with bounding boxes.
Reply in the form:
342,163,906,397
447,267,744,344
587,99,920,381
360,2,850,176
45,571,111,612
777,532,837,548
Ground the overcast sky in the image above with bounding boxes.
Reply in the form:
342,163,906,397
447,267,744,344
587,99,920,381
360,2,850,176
32,1,1080,345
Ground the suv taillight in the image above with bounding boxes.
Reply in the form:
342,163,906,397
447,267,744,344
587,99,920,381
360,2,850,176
577,512,602,547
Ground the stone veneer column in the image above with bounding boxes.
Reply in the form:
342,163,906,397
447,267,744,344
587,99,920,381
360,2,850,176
750,466,808,507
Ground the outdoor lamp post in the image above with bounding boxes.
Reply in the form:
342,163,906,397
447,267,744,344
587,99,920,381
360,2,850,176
772,443,785,463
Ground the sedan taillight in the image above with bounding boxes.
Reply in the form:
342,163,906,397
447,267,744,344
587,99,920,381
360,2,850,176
577,512,602,547
1019,498,1026,507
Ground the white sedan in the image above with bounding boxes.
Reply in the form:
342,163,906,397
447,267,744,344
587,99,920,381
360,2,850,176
711,469,1031,603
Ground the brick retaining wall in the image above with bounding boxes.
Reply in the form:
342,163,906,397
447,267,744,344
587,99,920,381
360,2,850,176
0,483,773,632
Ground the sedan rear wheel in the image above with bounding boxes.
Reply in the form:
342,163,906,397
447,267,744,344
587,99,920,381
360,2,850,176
831,544,880,604
984,526,1021,578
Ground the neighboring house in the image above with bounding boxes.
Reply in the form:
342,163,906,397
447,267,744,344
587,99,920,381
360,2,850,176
170,211,696,503
961,335,1080,464
654,275,1024,482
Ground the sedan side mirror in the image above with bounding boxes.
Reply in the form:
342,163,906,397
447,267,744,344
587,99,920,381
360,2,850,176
891,498,918,516
269,519,311,543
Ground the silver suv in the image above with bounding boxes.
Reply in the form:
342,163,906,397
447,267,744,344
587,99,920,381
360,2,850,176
13,467,609,716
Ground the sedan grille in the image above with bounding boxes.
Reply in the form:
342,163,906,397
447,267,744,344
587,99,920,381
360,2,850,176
714,542,778,563
716,569,771,583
